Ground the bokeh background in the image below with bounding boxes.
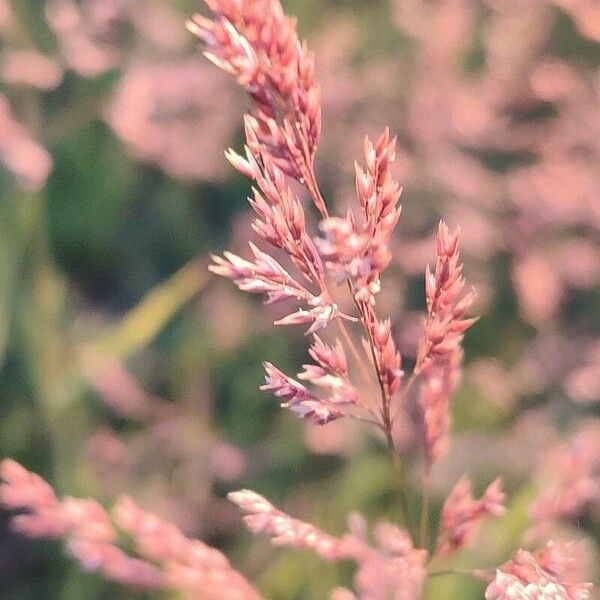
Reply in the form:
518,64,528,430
0,0,599,598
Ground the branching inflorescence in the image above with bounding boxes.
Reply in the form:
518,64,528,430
191,0,474,467
191,0,480,509
0,1,593,599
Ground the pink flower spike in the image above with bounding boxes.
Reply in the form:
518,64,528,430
230,489,427,599
68,540,164,589
417,222,477,375
416,221,478,467
209,243,314,307
261,362,342,425
274,301,341,335
0,95,52,190
224,146,260,179
228,489,350,561
0,459,57,510
318,129,402,304
363,303,403,397
436,476,506,556
309,335,348,375
187,0,323,200
298,335,363,410
112,496,260,599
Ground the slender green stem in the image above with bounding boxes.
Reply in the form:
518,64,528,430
427,568,491,581
392,370,418,421
419,473,431,550
346,285,417,540
428,569,477,579
335,316,373,387
389,444,416,540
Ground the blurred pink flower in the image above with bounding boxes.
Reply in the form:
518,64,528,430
81,348,247,537
208,442,247,482
531,424,600,524
81,349,173,422
486,542,592,600
555,0,600,42
45,0,118,77
566,343,600,404
0,95,52,190
1,50,63,90
114,495,260,599
0,459,116,545
68,540,164,589
530,60,582,102
512,253,564,326
0,0,10,32
78,0,188,51
469,359,516,409
0,460,260,599
202,285,251,351
106,60,238,181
